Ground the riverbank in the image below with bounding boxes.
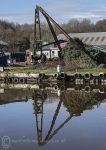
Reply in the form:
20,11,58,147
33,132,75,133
4,67,106,74
0,67,106,85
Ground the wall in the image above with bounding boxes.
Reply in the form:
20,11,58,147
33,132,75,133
36,48,59,59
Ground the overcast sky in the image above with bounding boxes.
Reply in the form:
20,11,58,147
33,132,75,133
0,0,106,24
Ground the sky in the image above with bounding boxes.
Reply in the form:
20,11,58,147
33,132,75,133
0,0,106,24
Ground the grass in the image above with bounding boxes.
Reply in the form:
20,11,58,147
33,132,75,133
77,68,106,73
5,67,57,74
65,68,106,73
4,66,106,74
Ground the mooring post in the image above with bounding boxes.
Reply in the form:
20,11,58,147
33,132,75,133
57,65,61,74
56,65,61,79
0,67,4,72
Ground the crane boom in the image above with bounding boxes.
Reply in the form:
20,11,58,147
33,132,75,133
33,5,106,66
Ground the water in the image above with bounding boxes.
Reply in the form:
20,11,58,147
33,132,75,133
0,86,106,150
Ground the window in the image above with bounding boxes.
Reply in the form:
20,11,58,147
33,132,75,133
46,52,48,56
84,37,89,42
80,37,84,41
52,51,55,56
90,37,94,42
95,37,100,42
101,36,106,42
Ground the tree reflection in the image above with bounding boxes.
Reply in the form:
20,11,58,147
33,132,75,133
0,84,106,146
32,87,106,146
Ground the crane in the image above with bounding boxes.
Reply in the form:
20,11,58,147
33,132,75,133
32,5,74,64
32,5,106,66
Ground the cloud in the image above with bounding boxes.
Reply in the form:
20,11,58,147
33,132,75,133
0,0,106,24
0,13,34,24
40,0,106,23
58,12,103,23
0,10,104,25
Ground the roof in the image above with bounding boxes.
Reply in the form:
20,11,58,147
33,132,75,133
42,47,59,51
100,49,106,53
58,32,106,46
0,40,8,46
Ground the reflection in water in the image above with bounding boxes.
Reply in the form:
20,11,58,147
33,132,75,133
31,86,106,146
32,91,72,146
0,84,106,149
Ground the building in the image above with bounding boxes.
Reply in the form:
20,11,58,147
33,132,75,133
36,32,106,59
58,32,106,48
36,47,59,59
36,43,59,59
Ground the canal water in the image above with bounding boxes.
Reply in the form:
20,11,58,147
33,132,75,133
0,85,106,150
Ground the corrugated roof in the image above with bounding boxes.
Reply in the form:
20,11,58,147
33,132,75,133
58,32,106,46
